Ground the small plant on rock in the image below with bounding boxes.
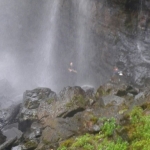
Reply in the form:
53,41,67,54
101,117,116,136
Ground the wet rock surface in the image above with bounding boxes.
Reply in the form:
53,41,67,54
0,82,150,149
0,104,20,129
0,1,150,149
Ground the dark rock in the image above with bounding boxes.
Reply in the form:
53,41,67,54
18,120,33,133
18,88,57,133
0,130,6,145
28,122,42,140
23,88,57,109
82,85,95,98
116,90,127,97
0,137,17,150
37,86,86,120
28,128,42,140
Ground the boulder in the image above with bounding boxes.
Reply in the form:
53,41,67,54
27,122,42,140
82,85,95,98
30,121,42,139
37,86,87,120
18,88,57,132
22,88,57,110
2,127,22,140
100,95,125,107
96,82,139,100
134,92,145,102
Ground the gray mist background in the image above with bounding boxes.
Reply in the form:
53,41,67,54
0,0,112,96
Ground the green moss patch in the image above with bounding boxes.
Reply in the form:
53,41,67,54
57,105,150,150
66,95,86,108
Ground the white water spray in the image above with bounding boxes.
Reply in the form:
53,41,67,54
137,42,150,63
74,0,95,86
37,0,60,88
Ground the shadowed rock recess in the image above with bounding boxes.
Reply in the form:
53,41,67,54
0,0,150,150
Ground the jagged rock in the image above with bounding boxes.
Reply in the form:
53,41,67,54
28,129,41,140
17,84,142,148
18,88,57,132
41,109,103,145
22,88,57,110
2,127,22,140
100,95,125,107
28,122,42,140
28,122,42,139
82,85,95,98
134,92,145,102
37,86,87,120
95,82,139,101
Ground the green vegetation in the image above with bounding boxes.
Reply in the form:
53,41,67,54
126,106,150,149
57,106,150,150
100,117,116,136
24,140,38,149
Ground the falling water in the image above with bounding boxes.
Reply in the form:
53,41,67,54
37,0,60,89
74,0,95,86
137,0,150,64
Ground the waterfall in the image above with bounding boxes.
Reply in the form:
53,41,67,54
74,0,95,86
37,0,60,88
137,0,150,64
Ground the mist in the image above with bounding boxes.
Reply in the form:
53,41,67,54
0,0,113,100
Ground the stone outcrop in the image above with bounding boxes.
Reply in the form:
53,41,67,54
18,88,57,131
1,81,150,149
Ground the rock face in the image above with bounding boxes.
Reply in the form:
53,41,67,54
2,81,150,149
18,88,57,131
37,86,89,146
100,95,125,107
17,86,97,149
